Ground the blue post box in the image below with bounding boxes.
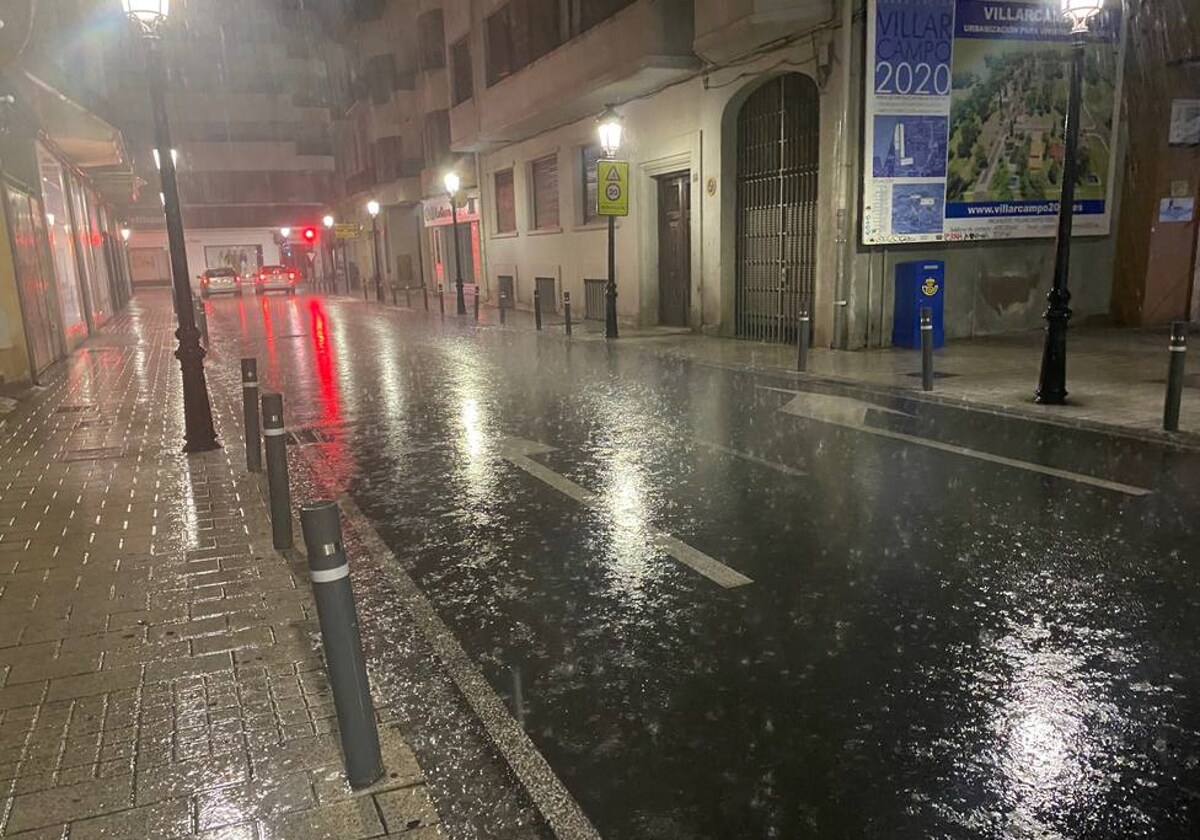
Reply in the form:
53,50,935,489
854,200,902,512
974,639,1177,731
892,260,945,349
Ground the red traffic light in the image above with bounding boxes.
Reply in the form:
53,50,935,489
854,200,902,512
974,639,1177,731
303,227,317,242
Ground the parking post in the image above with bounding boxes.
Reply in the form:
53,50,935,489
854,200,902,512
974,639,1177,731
920,307,934,392
261,393,293,550
1164,322,1188,432
241,359,262,473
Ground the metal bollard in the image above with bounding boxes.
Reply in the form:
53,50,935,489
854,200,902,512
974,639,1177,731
564,292,572,337
241,359,262,474
534,288,543,331
261,393,293,550
796,303,811,372
423,286,429,311
193,296,209,345
438,284,445,316
1164,322,1189,432
920,307,934,392
474,286,480,321
300,501,384,789
499,292,507,325
405,287,411,308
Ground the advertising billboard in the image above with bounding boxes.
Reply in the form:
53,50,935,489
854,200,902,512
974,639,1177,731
862,0,1124,244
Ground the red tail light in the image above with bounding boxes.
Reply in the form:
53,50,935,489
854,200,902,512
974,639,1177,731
258,274,266,282
288,272,297,282
201,277,209,285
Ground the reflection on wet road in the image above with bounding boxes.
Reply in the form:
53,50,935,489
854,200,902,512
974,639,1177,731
204,292,1200,839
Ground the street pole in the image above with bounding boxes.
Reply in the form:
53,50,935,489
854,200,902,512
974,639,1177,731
606,213,618,339
143,32,218,452
371,216,382,302
451,198,467,315
1035,34,1085,405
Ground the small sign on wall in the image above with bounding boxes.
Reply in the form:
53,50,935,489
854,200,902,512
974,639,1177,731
1168,100,1200,146
1159,197,1195,224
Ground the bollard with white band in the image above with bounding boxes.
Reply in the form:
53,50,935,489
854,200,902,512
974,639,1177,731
261,392,293,550
474,286,481,321
241,358,262,473
534,287,543,331
563,291,572,337
438,283,445,316
1164,322,1189,432
300,501,383,789
920,307,935,393
499,291,507,325
796,302,811,373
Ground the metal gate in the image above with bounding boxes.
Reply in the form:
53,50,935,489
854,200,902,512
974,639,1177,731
584,279,606,321
735,73,820,343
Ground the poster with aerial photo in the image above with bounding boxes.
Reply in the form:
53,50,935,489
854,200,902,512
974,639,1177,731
862,0,1124,244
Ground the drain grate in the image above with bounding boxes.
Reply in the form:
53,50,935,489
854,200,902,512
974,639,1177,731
285,428,335,446
60,446,125,462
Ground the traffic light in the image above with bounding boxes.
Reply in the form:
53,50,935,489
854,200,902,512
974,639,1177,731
303,227,317,243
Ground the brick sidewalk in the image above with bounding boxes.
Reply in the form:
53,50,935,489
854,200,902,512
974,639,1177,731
0,303,444,838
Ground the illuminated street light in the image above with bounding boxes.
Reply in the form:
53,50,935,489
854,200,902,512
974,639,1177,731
443,171,466,316
120,227,131,241
1035,0,1103,404
322,214,334,228
366,201,382,302
280,226,291,238
123,0,217,452
597,106,624,338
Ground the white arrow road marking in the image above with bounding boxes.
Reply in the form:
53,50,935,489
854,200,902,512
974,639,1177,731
501,439,753,589
768,388,1152,497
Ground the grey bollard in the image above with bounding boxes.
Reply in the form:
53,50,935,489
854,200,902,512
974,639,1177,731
1164,322,1188,432
300,502,383,790
423,286,429,311
534,288,543,331
920,307,934,392
193,296,210,345
796,304,811,372
499,292,507,325
241,359,262,474
405,287,411,308
438,284,445,316
261,393,293,550
474,286,480,321
564,292,572,337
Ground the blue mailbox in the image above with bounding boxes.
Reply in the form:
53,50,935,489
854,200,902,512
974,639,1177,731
892,260,945,349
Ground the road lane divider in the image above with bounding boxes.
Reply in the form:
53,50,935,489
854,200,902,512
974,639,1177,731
766,388,1152,497
501,438,753,589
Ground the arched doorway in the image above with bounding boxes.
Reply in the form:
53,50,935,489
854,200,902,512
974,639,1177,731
735,73,820,343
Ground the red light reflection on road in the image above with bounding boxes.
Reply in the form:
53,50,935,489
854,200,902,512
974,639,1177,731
308,297,349,488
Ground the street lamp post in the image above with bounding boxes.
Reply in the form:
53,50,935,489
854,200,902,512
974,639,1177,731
366,200,381,302
122,0,218,453
322,214,334,291
598,107,624,339
443,171,467,315
1035,0,1103,405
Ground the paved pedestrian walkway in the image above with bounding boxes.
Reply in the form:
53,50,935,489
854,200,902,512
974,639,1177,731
0,302,462,838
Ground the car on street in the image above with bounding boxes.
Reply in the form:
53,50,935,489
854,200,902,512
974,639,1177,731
254,264,300,295
196,267,243,298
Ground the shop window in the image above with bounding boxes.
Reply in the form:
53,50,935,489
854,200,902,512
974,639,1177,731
494,168,516,233
531,154,559,231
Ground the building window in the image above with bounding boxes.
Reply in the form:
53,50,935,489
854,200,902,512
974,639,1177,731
494,169,516,233
423,110,451,168
581,144,603,225
451,37,473,105
530,154,559,231
579,0,636,32
418,10,446,71
485,0,562,88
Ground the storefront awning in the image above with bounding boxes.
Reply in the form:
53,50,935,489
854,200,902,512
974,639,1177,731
16,72,141,203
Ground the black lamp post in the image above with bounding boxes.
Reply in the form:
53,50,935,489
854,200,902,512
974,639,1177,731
443,171,467,315
1035,0,1103,404
598,107,624,339
123,0,218,452
367,200,382,302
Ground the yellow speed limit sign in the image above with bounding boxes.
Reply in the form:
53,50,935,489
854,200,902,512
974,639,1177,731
597,160,630,217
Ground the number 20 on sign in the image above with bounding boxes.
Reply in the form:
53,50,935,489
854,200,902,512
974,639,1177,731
597,160,630,217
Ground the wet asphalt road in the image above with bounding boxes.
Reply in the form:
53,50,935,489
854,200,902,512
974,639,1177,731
201,291,1199,839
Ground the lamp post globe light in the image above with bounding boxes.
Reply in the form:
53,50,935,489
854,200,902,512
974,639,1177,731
366,200,382,302
1035,0,1104,405
280,226,291,238
443,171,467,316
121,0,218,452
597,106,623,339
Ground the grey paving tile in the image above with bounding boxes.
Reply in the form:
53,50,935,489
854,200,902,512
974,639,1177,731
197,823,258,840
5,775,134,833
374,786,440,835
46,665,140,701
5,651,102,685
256,796,384,840
0,680,46,710
134,751,249,806
144,651,232,683
69,797,191,840
196,773,316,831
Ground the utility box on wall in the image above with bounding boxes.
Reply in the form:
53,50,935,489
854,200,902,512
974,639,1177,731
893,260,945,349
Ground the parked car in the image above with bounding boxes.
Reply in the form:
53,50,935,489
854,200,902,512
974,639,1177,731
197,267,243,298
254,265,299,296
